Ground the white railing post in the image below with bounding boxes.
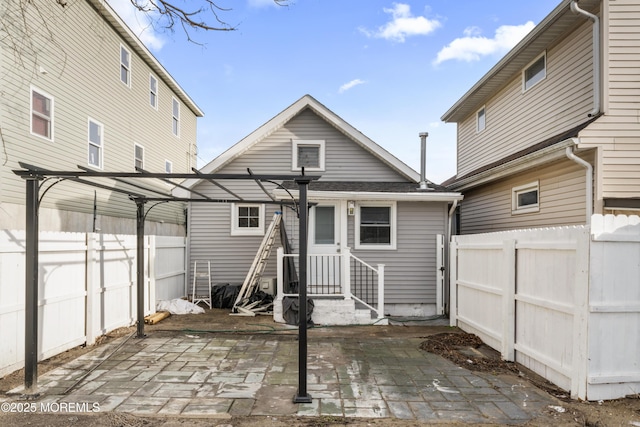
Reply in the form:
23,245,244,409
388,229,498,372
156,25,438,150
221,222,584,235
377,264,385,319
276,247,284,301
342,247,351,299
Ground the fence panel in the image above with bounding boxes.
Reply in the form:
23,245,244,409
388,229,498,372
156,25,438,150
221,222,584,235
0,230,185,378
588,214,640,400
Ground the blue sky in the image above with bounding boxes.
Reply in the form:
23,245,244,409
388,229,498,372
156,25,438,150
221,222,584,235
111,0,561,184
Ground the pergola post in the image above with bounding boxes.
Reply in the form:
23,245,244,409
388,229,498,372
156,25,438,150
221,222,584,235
24,177,40,393
135,199,146,338
293,178,312,404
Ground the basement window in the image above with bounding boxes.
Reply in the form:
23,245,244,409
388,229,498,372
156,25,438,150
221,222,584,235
512,181,539,214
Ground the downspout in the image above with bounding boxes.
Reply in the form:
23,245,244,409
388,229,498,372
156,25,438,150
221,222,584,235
571,0,601,117
566,145,593,226
444,199,459,315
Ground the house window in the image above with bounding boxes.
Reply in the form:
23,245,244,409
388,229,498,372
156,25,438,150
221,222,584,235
231,204,265,236
172,97,180,136
120,45,131,87
355,202,396,250
31,87,53,140
476,106,486,132
149,75,158,109
165,160,172,173
134,144,144,170
88,118,103,168
512,181,539,214
292,140,325,171
523,53,546,91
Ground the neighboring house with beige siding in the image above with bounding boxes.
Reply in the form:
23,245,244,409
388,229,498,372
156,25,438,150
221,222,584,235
442,0,640,234
0,0,203,234
176,95,462,321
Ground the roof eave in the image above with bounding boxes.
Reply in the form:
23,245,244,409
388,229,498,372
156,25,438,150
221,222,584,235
273,189,463,202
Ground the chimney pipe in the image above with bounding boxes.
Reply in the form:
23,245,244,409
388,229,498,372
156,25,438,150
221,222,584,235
418,132,431,190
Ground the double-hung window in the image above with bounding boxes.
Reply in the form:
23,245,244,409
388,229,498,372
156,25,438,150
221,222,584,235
134,144,144,170
149,75,158,109
31,87,53,140
355,202,396,250
120,45,131,87
476,106,486,133
88,118,103,168
512,181,539,214
231,204,265,236
172,97,180,136
292,140,325,171
523,53,546,91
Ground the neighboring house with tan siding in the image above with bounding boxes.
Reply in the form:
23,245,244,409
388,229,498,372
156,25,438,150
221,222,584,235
176,95,462,321
0,0,203,235
441,0,640,234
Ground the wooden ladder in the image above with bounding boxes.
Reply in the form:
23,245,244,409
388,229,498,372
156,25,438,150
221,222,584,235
232,211,282,314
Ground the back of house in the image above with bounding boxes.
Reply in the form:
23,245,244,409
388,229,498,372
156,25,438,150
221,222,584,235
178,95,462,319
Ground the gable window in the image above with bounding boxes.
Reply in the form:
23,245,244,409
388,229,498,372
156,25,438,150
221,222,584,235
231,204,265,236
476,106,486,133
512,181,539,214
149,75,158,109
165,160,172,173
523,53,546,91
88,118,103,168
134,143,144,169
292,140,325,171
355,202,396,250
120,45,131,87
172,97,180,136
31,87,53,140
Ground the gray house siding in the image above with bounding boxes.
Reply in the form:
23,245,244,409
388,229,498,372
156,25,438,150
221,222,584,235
0,0,199,234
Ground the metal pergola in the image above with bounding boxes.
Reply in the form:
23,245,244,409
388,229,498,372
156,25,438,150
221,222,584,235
13,162,318,403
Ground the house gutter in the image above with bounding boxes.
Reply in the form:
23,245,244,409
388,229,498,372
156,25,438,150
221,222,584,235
571,0,601,117
565,142,593,226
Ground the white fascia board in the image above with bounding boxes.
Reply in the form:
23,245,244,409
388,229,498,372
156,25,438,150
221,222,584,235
449,138,578,191
273,189,463,202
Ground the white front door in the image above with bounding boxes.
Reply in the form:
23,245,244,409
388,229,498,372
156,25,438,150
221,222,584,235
308,202,342,291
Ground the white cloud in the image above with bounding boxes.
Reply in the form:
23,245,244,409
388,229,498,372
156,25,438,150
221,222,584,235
433,21,535,65
360,3,441,43
108,0,166,51
339,79,366,94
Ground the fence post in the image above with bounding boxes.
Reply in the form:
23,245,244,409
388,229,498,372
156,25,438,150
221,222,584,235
571,228,590,400
502,239,516,361
377,264,385,319
449,239,458,327
148,235,156,315
436,234,444,315
342,247,351,300
85,233,98,345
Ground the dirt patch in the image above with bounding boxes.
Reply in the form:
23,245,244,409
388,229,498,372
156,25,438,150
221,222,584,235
419,332,640,427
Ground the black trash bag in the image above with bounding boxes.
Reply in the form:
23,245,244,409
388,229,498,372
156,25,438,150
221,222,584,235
211,284,240,309
282,296,314,327
248,290,274,305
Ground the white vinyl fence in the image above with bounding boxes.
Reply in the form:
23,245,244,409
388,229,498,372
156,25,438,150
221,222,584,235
449,214,640,401
0,230,186,378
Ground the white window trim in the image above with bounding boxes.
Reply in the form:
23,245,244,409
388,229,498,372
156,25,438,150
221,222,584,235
120,44,132,88
134,143,144,170
512,181,540,214
355,201,397,250
231,203,265,236
523,52,546,92
172,97,180,137
30,86,54,141
87,117,104,169
149,74,158,109
292,140,325,172
476,106,486,133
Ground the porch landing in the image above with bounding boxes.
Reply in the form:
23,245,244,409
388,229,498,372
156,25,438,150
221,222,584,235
273,297,387,326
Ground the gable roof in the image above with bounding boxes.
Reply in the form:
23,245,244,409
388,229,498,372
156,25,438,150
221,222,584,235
441,0,600,123
88,0,203,117
180,94,421,190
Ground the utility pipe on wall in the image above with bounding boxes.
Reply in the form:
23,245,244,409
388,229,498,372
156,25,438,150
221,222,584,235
566,145,593,226
418,132,432,190
571,0,601,117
